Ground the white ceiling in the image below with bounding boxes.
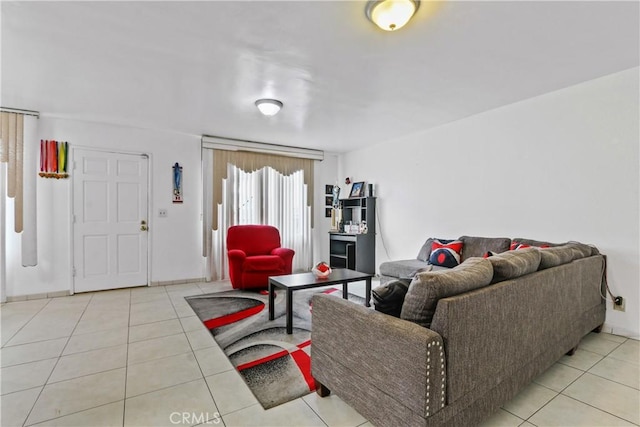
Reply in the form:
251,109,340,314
2,1,638,153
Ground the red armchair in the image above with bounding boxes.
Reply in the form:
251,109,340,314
226,225,295,290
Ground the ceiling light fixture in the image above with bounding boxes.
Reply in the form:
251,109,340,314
365,0,420,32
255,99,283,116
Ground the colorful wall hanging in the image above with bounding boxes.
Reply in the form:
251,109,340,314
39,140,68,178
173,162,183,203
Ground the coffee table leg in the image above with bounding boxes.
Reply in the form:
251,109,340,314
268,280,275,320
365,277,371,307
342,281,348,300
286,289,293,334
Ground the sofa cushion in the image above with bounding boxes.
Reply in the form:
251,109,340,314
429,240,463,268
512,237,562,248
537,245,574,270
243,255,285,271
458,236,511,261
416,238,436,262
372,278,411,317
566,242,593,260
488,248,541,283
379,259,431,279
400,258,493,328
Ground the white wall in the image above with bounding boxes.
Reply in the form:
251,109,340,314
313,153,339,265
338,68,640,339
5,117,205,297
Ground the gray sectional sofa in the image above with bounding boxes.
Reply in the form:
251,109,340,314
311,237,605,427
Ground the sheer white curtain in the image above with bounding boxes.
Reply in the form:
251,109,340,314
203,149,313,282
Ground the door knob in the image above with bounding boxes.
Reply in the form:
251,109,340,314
140,220,148,231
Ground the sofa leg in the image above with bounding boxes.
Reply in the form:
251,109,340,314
315,381,331,397
592,324,604,333
566,346,578,356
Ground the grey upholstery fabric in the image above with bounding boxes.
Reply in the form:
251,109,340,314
311,251,606,427
458,236,511,261
379,259,431,279
488,248,541,283
416,238,436,262
401,258,493,328
512,237,563,247
372,278,411,317
566,242,594,260
311,294,446,424
537,245,575,270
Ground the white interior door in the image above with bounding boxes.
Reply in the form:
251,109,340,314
73,149,148,292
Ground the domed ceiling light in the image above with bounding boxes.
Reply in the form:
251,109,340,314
255,99,283,116
365,0,420,31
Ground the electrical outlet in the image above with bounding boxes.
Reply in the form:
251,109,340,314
158,208,168,218
613,296,625,312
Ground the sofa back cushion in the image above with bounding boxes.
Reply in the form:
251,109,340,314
400,258,493,328
489,248,541,283
538,245,575,270
458,236,511,262
512,237,562,248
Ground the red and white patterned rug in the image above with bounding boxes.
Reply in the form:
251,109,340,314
185,286,364,409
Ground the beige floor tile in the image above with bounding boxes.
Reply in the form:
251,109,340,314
6,312,81,346
477,408,524,427
197,282,232,294
1,358,57,395
501,382,557,420
124,379,218,427
130,292,171,305
128,319,184,343
221,399,325,427
608,339,639,365
579,332,624,356
26,368,126,425
558,348,603,371
49,345,127,383
186,329,216,351
0,386,42,427
63,327,128,355
194,346,234,377
180,316,206,332
127,333,191,365
529,394,635,426
564,372,640,424
589,356,639,389
73,313,130,336
174,302,198,318
126,352,202,398
166,284,204,298
302,393,367,427
0,337,67,367
129,304,177,326
205,370,259,415
518,422,535,427
533,362,583,392
598,332,628,344
29,401,124,426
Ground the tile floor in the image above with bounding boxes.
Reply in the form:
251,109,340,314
1,281,638,427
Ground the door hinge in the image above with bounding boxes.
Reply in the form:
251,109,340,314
72,267,76,277
73,215,76,223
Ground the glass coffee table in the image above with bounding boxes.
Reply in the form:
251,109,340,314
268,268,374,334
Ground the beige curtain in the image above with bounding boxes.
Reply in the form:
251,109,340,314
0,112,24,233
211,150,314,230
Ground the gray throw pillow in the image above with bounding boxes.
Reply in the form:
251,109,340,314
416,238,436,262
400,258,493,328
566,242,594,260
488,248,541,283
458,236,511,261
372,279,411,318
537,246,575,270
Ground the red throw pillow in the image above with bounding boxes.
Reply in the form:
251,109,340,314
429,240,463,267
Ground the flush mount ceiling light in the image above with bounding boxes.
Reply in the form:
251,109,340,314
255,99,283,116
365,0,420,31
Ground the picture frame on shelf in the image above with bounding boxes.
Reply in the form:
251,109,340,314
349,181,365,198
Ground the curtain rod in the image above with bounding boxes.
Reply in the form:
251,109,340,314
0,107,40,118
201,135,324,161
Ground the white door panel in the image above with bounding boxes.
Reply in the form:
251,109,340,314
73,149,148,293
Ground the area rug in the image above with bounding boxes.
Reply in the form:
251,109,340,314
185,286,364,409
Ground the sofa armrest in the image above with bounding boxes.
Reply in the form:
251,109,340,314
271,247,295,273
311,294,446,421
